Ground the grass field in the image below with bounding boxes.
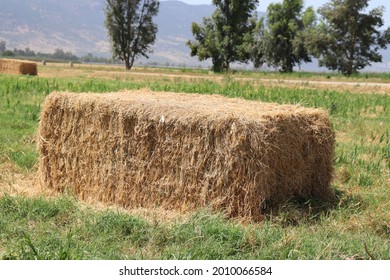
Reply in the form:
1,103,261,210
0,64,389,260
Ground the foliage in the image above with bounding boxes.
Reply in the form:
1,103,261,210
0,42,116,64
0,40,6,54
1,50,15,57
105,0,159,70
0,43,79,62
187,0,258,72
252,0,315,72
80,53,118,64
307,0,390,76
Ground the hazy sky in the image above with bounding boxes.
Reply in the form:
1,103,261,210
162,0,390,27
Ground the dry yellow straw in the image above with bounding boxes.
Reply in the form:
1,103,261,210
38,90,335,221
0,58,37,75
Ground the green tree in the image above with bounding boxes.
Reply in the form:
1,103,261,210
309,0,390,76
2,50,14,57
252,0,315,72
105,0,159,70
187,0,258,72
0,40,6,54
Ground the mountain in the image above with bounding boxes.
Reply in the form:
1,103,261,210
0,0,389,70
0,0,107,54
0,0,215,66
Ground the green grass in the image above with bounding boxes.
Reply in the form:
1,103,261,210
1,195,388,260
127,64,390,81
144,66,390,81
0,70,389,259
42,62,390,82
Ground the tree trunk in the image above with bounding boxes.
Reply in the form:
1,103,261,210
129,55,136,70
347,28,357,77
125,59,131,70
225,61,230,72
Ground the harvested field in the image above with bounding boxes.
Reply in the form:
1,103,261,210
38,90,335,221
37,63,390,95
0,58,38,76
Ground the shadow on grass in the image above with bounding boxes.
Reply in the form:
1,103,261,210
262,188,366,227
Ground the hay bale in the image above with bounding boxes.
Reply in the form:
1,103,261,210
0,58,37,75
42,60,46,66
38,90,335,220
69,61,73,67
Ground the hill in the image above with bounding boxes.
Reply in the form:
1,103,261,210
0,0,214,66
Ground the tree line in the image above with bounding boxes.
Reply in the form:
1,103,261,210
0,41,116,64
105,0,390,76
187,0,390,75
0,44,78,61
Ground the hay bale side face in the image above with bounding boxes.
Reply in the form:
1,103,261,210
0,59,37,75
38,91,335,220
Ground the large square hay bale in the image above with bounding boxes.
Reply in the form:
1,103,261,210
38,90,335,220
0,58,38,76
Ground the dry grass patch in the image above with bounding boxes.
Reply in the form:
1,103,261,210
0,162,45,198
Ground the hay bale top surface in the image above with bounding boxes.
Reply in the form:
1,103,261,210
0,58,35,64
49,90,328,123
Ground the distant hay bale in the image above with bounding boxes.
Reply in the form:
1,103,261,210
0,58,37,75
69,61,73,67
38,90,335,220
42,60,46,66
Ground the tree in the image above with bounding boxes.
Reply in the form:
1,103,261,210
187,0,258,72
0,40,6,54
252,0,314,72
105,0,159,70
51,48,78,61
2,50,14,57
308,0,390,76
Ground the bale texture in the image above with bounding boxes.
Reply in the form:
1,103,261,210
38,90,335,220
0,58,38,75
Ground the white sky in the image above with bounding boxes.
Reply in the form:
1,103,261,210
162,0,390,27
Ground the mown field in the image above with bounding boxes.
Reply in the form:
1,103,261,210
0,64,389,259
